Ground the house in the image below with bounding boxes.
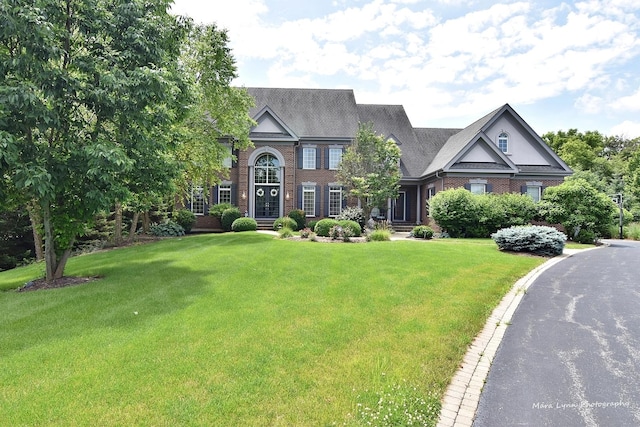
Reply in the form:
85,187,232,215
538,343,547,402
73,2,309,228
187,87,572,231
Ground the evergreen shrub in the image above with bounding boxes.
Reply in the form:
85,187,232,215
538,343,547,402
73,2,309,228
287,209,306,230
337,219,362,237
221,207,241,232
173,209,196,233
314,219,339,237
231,217,257,232
411,225,434,239
491,225,566,256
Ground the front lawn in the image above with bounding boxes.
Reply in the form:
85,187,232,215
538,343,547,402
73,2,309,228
0,233,544,426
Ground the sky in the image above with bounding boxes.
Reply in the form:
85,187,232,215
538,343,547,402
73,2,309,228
170,0,640,139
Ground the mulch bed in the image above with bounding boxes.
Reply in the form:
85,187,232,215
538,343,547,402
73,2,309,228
17,276,101,292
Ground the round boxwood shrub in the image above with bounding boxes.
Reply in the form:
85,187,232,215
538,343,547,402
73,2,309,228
273,216,298,231
411,225,434,239
307,220,319,232
173,209,196,233
287,209,306,230
337,219,362,237
314,218,339,237
221,207,242,232
231,217,257,232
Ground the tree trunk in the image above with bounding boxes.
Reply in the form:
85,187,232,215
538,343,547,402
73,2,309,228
127,211,140,242
27,202,44,261
41,203,57,282
142,211,150,233
114,201,123,246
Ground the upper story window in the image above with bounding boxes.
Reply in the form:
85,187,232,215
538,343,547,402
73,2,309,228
328,148,343,170
255,154,280,184
497,132,509,153
303,147,316,169
222,144,233,168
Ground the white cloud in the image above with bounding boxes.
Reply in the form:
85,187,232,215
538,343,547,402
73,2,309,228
610,120,640,139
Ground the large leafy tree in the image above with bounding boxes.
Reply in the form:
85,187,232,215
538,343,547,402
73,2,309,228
0,0,190,281
174,24,255,194
336,122,401,219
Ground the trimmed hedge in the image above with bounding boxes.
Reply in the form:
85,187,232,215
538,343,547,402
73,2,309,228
221,207,242,232
491,225,566,256
411,225,434,239
232,217,258,232
314,218,339,237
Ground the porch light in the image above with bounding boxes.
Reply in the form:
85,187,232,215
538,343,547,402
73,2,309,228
241,190,246,200
286,191,290,200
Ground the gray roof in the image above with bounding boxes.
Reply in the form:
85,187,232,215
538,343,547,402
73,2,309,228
247,87,359,139
408,128,461,178
422,105,503,176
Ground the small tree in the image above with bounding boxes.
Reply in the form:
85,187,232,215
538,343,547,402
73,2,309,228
336,123,401,219
538,178,616,240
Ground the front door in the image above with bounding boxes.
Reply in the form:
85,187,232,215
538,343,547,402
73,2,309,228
255,185,280,218
393,191,406,222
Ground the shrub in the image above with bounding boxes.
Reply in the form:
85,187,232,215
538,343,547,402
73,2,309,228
337,219,362,237
411,225,434,239
574,228,597,244
430,188,478,237
537,178,616,240
287,209,306,230
307,220,319,232
628,223,640,241
231,217,257,232
299,227,313,238
367,229,391,241
492,225,566,256
329,225,355,242
337,206,365,231
209,202,234,218
314,218,339,237
172,209,196,233
278,227,294,239
221,207,242,232
150,221,185,237
273,216,298,231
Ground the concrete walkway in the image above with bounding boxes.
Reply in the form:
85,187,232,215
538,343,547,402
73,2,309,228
436,247,588,427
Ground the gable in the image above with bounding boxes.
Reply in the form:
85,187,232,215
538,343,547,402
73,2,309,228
446,136,518,173
250,107,298,142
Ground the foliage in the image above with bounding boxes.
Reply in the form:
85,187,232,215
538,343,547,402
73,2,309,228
221,207,242,232
150,221,185,237
537,178,616,240
411,225,434,239
355,382,441,427
492,225,566,256
299,228,313,238
287,209,306,231
307,220,319,231
209,203,234,218
336,122,401,218
0,0,192,281
367,229,392,241
0,207,34,271
431,189,537,238
278,227,294,239
273,216,298,231
336,206,366,231
173,209,197,233
231,217,257,232
174,24,255,194
328,225,355,242
314,218,339,237
337,220,362,237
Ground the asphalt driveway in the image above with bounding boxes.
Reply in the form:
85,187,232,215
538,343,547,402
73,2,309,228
473,240,640,426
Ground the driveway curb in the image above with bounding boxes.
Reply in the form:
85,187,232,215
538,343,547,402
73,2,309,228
436,247,598,427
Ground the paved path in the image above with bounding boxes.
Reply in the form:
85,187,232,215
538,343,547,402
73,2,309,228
470,240,640,426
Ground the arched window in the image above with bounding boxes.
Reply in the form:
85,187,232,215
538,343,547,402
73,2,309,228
254,154,280,184
497,132,509,153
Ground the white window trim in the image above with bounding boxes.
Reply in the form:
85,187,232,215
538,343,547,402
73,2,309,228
302,146,316,170
497,132,509,154
218,182,232,205
328,185,343,217
190,185,205,216
302,185,316,217
328,147,343,170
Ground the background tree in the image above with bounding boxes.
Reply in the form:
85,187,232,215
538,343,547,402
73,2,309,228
0,0,190,281
537,178,616,243
336,122,402,219
174,24,255,195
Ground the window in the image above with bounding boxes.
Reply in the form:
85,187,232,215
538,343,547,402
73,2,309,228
328,148,342,170
303,147,316,169
497,132,509,153
469,183,486,195
222,145,233,168
189,185,205,215
218,184,232,204
328,186,343,217
526,186,542,202
303,186,316,217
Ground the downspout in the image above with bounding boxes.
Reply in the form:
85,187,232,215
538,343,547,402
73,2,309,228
416,184,421,225
435,170,444,191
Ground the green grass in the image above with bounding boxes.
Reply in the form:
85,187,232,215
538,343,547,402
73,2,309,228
0,233,544,426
